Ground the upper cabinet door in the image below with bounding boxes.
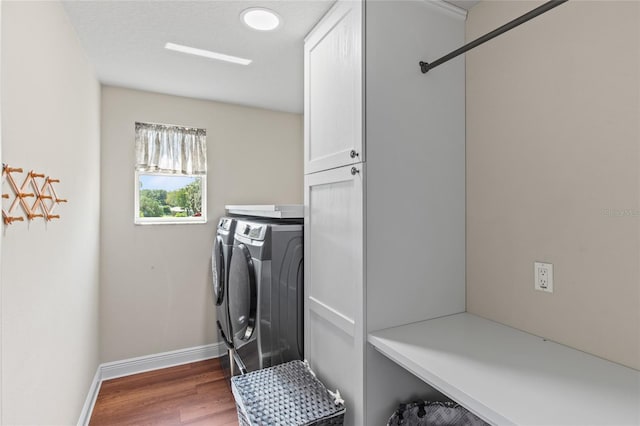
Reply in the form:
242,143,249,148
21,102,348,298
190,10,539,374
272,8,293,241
304,0,363,175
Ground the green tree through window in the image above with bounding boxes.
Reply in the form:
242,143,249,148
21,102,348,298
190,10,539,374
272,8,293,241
136,173,206,223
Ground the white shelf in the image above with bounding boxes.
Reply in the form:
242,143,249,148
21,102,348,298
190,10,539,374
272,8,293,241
225,204,303,219
368,313,640,426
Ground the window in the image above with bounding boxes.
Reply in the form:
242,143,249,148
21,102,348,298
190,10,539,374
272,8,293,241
134,122,207,224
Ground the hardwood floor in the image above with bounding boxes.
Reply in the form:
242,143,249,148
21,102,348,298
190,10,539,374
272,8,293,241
89,358,239,426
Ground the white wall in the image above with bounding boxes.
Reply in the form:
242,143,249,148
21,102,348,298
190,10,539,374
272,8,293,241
100,86,303,362
1,1,101,424
0,2,4,420
466,0,639,370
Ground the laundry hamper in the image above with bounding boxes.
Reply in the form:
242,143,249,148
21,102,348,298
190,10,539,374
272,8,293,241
387,401,488,426
231,360,345,426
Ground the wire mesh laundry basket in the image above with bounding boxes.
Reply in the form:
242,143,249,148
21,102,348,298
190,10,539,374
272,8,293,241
231,360,346,426
387,401,489,426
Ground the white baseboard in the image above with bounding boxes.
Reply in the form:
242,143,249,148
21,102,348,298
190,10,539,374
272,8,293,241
100,342,225,381
77,342,225,426
77,368,102,426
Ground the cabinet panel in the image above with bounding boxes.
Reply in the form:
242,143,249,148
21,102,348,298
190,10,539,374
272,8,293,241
306,311,360,426
304,164,364,426
365,0,466,332
304,1,363,174
306,172,362,321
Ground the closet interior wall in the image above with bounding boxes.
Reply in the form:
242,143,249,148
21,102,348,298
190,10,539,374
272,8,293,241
466,0,640,371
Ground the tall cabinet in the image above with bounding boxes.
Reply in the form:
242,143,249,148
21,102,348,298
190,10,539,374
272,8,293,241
304,1,466,425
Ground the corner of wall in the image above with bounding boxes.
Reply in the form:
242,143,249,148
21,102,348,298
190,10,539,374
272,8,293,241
1,1,102,423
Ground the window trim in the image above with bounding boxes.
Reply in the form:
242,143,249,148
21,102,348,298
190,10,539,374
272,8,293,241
134,170,207,225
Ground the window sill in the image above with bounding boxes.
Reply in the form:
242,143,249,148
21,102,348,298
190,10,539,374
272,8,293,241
134,218,207,225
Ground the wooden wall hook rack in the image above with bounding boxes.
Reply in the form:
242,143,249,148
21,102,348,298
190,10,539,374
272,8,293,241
3,216,24,225
2,163,68,225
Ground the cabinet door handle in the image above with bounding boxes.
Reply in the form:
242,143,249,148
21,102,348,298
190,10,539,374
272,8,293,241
351,167,360,175
350,150,359,159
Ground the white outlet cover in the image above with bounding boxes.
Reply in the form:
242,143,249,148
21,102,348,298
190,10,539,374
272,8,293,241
534,262,553,293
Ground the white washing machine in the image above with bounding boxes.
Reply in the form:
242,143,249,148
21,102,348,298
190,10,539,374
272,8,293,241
227,219,304,373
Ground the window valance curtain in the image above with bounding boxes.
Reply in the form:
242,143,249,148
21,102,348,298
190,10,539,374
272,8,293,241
135,122,207,175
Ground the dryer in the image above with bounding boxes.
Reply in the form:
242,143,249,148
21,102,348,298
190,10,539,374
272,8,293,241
228,219,304,374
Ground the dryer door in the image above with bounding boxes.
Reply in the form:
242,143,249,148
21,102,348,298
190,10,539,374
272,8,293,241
212,235,225,306
228,243,257,344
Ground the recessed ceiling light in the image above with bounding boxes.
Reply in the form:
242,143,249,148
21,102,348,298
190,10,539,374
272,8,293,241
241,8,281,31
164,42,252,66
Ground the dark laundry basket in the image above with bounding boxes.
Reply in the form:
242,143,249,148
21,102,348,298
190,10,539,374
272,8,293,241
231,360,345,426
387,401,489,426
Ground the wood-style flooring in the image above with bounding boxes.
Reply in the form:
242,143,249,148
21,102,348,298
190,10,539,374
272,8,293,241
89,358,239,426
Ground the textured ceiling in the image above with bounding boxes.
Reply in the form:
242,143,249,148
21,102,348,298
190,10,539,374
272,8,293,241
63,1,478,114
63,1,334,113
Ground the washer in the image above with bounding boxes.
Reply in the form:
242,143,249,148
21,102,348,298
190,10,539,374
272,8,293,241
212,216,239,380
228,219,304,374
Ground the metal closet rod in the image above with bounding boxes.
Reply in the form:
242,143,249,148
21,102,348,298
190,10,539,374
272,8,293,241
419,0,569,74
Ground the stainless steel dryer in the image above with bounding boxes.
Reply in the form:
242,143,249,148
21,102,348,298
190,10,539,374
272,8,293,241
228,219,304,374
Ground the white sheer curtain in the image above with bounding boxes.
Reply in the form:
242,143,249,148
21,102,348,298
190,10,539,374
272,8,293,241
135,122,207,175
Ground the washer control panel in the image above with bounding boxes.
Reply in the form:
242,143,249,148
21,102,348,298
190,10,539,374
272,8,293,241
218,217,233,231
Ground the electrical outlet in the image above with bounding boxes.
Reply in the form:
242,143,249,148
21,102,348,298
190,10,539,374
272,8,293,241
534,262,553,293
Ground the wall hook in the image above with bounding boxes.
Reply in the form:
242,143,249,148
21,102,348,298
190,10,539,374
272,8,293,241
2,164,67,225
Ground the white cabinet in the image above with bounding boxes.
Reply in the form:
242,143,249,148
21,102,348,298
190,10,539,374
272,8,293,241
304,1,363,174
304,7,366,423
303,165,364,426
304,1,466,425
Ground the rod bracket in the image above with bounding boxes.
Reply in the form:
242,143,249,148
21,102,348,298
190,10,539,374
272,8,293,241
419,61,430,74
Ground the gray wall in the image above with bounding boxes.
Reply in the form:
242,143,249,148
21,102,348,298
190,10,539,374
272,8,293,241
466,0,639,370
1,1,101,423
100,86,303,362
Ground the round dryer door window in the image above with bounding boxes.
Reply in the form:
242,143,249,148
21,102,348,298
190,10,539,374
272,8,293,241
228,243,257,343
212,236,225,306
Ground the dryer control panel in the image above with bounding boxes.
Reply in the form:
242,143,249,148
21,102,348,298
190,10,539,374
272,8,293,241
237,222,267,241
